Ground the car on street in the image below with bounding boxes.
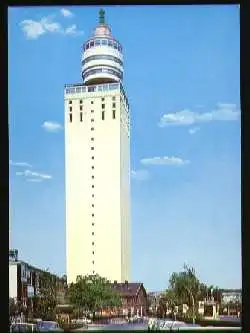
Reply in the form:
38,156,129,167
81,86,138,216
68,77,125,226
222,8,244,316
10,323,38,332
36,321,63,332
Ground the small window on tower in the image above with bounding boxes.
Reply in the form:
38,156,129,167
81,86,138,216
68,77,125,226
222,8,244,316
92,251,95,255
92,270,95,274
112,103,116,108
91,138,94,141
91,101,94,104
91,156,94,160
92,194,95,198
80,112,83,122
91,110,94,113
80,105,83,111
102,104,105,109
69,100,72,104
91,119,94,122
113,110,116,119
92,175,94,179
91,127,94,131
92,223,94,227
80,100,83,104
102,111,105,120
112,96,116,101
92,185,94,188
91,147,94,150
92,204,94,207
69,106,72,112
92,260,94,264
91,166,94,170
92,213,94,217
69,114,72,122
92,242,94,245
92,233,94,236
102,98,105,101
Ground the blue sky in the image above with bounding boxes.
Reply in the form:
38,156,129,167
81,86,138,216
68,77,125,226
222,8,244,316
8,5,241,291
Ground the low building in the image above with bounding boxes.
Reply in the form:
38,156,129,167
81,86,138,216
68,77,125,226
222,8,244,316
221,289,241,304
9,249,65,310
107,281,148,317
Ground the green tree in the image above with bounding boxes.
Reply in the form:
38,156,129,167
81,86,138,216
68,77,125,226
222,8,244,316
156,297,167,318
168,264,200,324
68,274,122,320
34,271,58,320
9,298,19,317
164,289,179,314
9,298,26,317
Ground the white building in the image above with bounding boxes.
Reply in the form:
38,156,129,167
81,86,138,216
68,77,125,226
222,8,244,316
65,9,131,284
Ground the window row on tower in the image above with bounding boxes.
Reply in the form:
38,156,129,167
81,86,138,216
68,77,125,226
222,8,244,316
82,67,123,80
82,54,123,66
68,110,116,123
83,38,122,52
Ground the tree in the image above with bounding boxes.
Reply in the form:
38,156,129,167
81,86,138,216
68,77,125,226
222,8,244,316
156,296,167,318
9,298,19,317
168,264,200,324
68,274,122,320
9,298,26,316
34,271,58,320
198,283,208,301
164,289,179,315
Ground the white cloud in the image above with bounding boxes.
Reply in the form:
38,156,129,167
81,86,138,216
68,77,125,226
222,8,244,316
65,24,84,36
24,170,52,179
140,156,190,166
159,103,240,127
60,8,74,18
19,19,46,39
189,127,200,135
20,15,83,39
131,169,150,181
42,121,63,132
13,168,52,181
10,160,32,168
40,16,63,33
27,178,43,183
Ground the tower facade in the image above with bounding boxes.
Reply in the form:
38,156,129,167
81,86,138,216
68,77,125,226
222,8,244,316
65,10,130,284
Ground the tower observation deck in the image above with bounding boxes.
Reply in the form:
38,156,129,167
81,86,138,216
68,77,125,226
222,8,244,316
81,9,123,85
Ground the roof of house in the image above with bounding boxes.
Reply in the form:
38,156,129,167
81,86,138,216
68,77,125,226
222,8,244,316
111,282,144,297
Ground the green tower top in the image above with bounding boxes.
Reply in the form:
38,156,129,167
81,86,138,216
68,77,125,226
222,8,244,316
99,8,105,24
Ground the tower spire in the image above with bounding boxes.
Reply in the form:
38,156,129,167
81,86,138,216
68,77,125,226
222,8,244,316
99,8,105,24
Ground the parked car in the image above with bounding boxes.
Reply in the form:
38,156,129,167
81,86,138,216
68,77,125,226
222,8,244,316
10,323,38,332
36,321,63,332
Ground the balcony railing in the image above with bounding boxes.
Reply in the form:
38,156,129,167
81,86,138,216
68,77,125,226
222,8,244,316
64,82,129,109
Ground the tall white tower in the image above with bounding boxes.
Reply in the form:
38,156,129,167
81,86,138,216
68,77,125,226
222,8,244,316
65,9,130,284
